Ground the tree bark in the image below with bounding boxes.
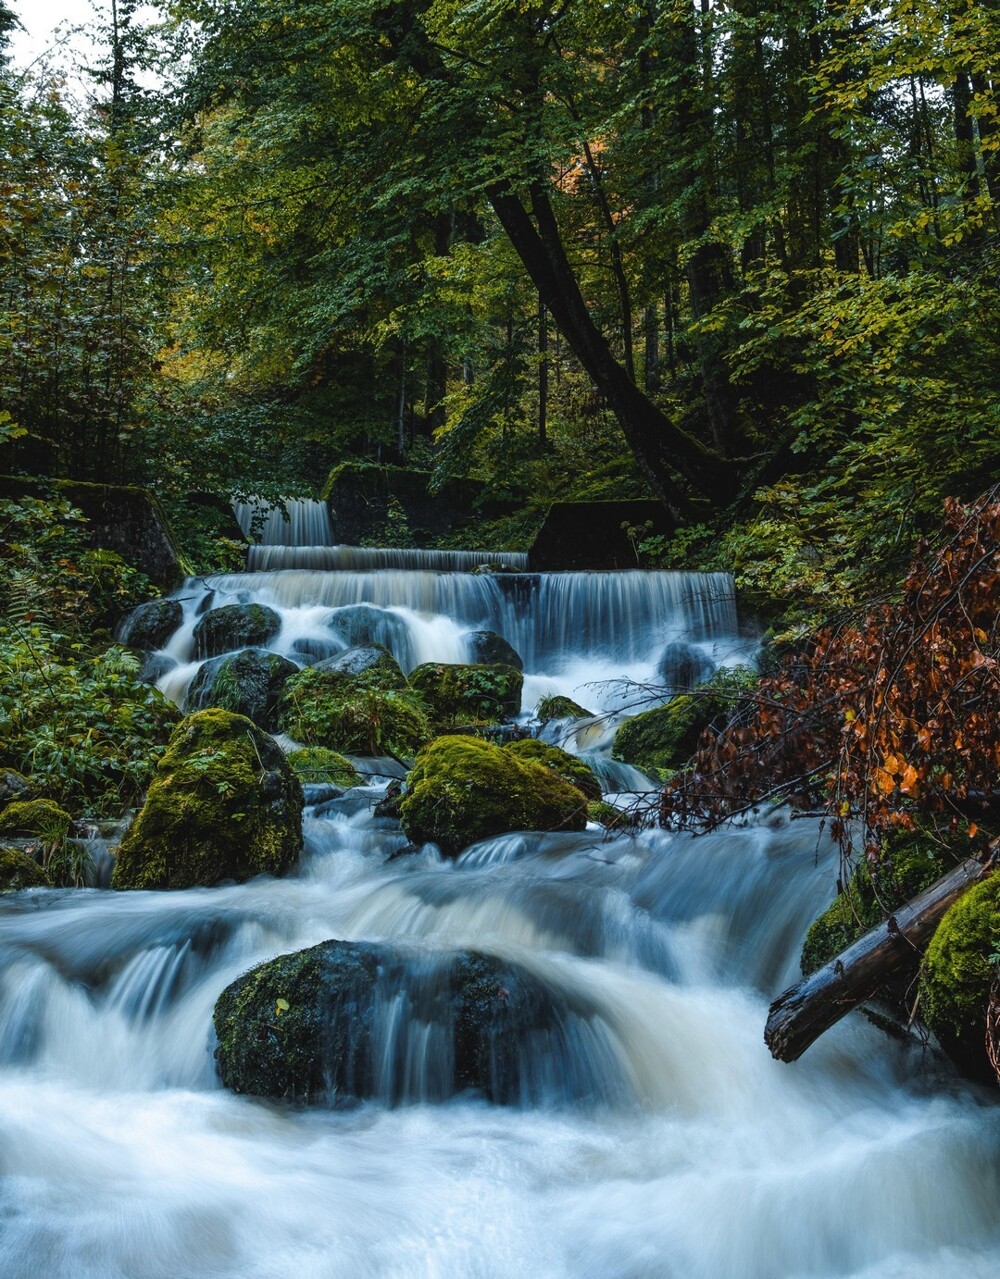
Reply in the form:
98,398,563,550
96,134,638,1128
487,179,737,510
765,854,997,1062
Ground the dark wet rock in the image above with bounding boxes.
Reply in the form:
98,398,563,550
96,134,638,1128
140,653,178,685
119,598,183,651
192,604,281,660
466,630,523,672
213,939,585,1105
657,641,714,692
326,605,413,669
186,647,298,731
0,770,33,807
112,709,303,891
289,637,344,666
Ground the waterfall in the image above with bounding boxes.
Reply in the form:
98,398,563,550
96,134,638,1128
232,497,333,546
247,545,531,572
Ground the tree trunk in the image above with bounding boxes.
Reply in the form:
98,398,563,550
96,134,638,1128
487,179,737,511
765,854,997,1063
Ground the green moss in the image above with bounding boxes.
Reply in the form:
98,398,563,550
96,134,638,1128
801,839,947,975
399,734,588,857
281,687,431,759
112,708,303,891
504,738,601,801
0,845,51,890
536,696,593,722
586,800,639,831
409,662,523,725
286,748,361,788
920,874,1000,1043
279,646,407,740
0,799,71,839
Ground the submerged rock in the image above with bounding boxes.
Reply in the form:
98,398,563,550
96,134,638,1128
192,603,281,659
112,709,303,891
187,647,298,731
657,641,714,692
504,738,601,801
399,734,587,857
118,598,183,651
409,662,523,725
326,606,413,668
213,939,585,1105
466,630,523,671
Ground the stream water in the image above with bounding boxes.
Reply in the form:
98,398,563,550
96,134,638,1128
2,516,999,1277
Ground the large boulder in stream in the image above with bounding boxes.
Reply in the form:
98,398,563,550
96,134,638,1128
0,845,52,891
399,735,587,857
112,709,303,891
326,606,413,669
186,647,298,731
213,939,586,1105
466,630,523,671
409,662,523,726
503,738,601,801
192,603,281,659
118,598,183,652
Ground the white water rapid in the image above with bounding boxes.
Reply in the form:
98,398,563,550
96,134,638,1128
3,548,1000,1278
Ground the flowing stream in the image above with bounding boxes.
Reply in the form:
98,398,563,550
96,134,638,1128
2,540,1000,1278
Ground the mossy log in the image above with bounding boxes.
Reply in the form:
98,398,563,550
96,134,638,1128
765,853,997,1062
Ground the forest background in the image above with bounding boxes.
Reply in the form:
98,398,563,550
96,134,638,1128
1,0,999,620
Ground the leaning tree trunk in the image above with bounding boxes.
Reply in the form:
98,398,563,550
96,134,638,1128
765,853,997,1062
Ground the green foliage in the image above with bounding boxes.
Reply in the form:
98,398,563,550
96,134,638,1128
0,635,180,817
112,708,303,891
408,663,524,726
399,734,588,857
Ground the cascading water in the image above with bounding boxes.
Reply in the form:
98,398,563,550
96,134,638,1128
4,542,1000,1278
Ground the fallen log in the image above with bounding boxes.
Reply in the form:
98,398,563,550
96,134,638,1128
765,853,997,1062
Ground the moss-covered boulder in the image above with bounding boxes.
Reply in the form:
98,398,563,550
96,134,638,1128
192,603,281,659
919,875,1000,1082
187,647,298,731
0,799,72,839
399,735,587,856
409,662,523,725
0,845,51,891
535,695,594,723
0,769,33,807
801,841,948,976
213,939,581,1105
119,598,183,651
466,630,523,672
287,688,431,760
112,709,303,891
281,644,406,723
326,606,412,668
504,738,601,801
286,748,360,788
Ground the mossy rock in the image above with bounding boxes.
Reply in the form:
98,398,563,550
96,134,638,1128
286,749,361,788
801,840,948,976
0,799,72,839
919,875,1000,1082
192,603,281,659
0,845,51,891
399,735,587,857
0,770,33,806
409,662,523,725
466,630,523,671
281,686,430,759
213,939,579,1105
504,738,601,801
187,647,298,731
536,696,593,723
112,708,303,891
587,800,640,832
279,645,407,735
119,598,183,651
